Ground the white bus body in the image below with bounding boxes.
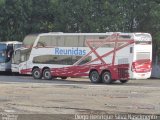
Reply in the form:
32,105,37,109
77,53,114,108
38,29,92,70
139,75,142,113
12,32,152,83
0,41,22,72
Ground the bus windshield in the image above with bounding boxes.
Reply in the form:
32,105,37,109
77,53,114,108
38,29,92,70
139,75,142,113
23,34,38,47
0,44,6,63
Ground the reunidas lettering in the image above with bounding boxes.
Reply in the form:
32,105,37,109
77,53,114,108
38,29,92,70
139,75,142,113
54,48,86,56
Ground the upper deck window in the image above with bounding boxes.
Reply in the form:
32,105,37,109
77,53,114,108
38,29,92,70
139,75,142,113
23,34,38,47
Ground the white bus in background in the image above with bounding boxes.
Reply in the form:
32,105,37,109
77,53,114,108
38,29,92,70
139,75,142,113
0,41,22,72
12,32,152,84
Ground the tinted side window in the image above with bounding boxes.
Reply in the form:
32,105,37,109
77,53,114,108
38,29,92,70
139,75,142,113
38,36,59,47
78,56,92,65
33,55,82,65
78,36,85,47
85,35,108,47
64,36,78,47
12,50,21,64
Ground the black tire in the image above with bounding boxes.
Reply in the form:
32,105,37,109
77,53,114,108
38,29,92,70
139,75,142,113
61,77,67,80
32,68,42,79
43,69,52,80
101,71,112,84
120,80,128,84
89,70,101,83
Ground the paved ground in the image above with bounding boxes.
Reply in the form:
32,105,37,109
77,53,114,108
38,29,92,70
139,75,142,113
0,74,159,120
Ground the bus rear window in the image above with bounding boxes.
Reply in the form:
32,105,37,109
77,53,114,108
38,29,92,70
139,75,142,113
136,52,150,60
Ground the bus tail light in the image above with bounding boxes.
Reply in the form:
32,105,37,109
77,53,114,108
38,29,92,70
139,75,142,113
131,63,136,72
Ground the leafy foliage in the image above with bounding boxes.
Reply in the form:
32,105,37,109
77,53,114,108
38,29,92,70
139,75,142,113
0,0,159,48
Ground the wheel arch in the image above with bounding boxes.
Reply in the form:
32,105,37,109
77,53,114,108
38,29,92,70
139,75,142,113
89,69,99,76
32,66,40,71
100,69,111,76
42,67,50,73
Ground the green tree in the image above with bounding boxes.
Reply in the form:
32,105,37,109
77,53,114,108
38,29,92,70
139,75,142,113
0,0,159,47
53,0,111,32
0,0,55,41
0,0,30,41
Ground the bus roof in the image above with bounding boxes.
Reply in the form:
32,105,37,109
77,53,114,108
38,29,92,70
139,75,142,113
37,32,151,36
26,32,152,42
26,32,151,37
0,41,22,44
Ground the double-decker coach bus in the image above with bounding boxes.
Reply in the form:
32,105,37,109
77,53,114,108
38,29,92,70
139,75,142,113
11,32,152,84
0,41,22,72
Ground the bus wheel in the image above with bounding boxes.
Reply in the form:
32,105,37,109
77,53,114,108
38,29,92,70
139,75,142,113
120,80,128,84
43,69,52,80
89,70,101,83
32,68,42,79
101,71,112,84
61,77,67,80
